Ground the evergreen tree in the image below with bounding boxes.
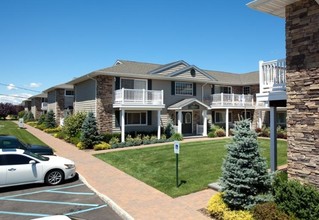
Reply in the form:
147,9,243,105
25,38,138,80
45,110,56,128
80,112,100,148
220,119,271,210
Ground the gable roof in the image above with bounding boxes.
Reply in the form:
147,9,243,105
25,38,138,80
67,59,258,86
168,98,210,110
43,83,74,93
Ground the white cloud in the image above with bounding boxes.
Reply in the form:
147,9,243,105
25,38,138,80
29,82,42,88
7,83,16,90
0,93,32,105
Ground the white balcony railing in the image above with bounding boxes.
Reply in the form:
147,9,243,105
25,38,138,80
114,88,164,106
41,102,48,110
211,93,254,107
260,59,286,93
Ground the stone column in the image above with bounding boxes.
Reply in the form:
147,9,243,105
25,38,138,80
286,0,319,187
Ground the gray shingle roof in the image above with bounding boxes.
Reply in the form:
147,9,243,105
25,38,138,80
67,59,259,86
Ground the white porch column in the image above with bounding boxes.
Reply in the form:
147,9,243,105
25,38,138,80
270,107,277,172
121,109,125,142
225,108,229,137
157,110,161,139
177,110,182,134
258,110,262,128
202,110,207,136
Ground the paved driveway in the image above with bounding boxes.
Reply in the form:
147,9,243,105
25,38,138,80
0,177,121,220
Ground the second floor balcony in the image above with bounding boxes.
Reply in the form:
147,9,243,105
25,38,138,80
113,88,165,109
41,102,48,111
259,59,286,93
211,93,254,108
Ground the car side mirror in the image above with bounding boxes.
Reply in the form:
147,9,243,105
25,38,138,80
29,160,36,164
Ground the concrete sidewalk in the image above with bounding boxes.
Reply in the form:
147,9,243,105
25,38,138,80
24,124,216,220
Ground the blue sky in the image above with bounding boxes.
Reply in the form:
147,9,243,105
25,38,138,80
0,0,285,104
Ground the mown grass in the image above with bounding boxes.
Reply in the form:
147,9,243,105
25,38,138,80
95,138,287,197
0,120,46,145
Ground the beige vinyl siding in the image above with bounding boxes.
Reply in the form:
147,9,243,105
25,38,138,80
157,64,187,76
74,100,96,115
47,103,57,115
64,96,74,108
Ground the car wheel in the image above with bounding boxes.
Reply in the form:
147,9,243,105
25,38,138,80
45,169,64,185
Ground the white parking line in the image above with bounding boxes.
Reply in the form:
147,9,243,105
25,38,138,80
0,198,100,206
0,211,49,218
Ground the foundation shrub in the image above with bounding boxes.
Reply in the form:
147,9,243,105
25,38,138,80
101,133,121,143
169,133,183,141
273,173,319,220
252,202,296,220
93,141,111,151
109,137,120,148
62,112,86,139
207,193,253,220
133,135,142,146
150,135,158,144
44,126,62,133
27,121,38,127
142,135,151,145
215,128,226,137
54,131,66,139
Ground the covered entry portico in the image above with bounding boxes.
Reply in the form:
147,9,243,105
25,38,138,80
168,98,210,136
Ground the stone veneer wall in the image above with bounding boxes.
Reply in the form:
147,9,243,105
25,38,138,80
95,75,113,133
286,0,319,187
32,97,42,120
55,89,65,124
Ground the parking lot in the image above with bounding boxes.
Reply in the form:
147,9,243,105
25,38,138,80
0,177,122,220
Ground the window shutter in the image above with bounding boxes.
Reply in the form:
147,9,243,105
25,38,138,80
148,79,152,90
193,83,196,96
211,85,215,94
148,111,152,125
171,81,175,95
115,77,120,90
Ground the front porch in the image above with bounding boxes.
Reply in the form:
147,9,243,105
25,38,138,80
168,98,210,137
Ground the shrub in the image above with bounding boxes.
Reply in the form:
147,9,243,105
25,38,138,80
260,126,270,137
54,131,66,139
37,114,46,125
27,121,38,127
76,141,85,150
80,112,101,149
215,128,226,137
44,110,56,128
23,111,35,122
207,193,253,220
164,119,175,139
93,141,111,151
208,131,216,138
44,127,62,133
18,110,25,119
62,112,86,139
133,135,142,146
255,127,262,134
69,136,81,145
142,135,151,145
273,173,319,220
101,133,121,143
150,135,158,144
252,202,294,220
35,123,46,130
169,133,183,141
109,136,120,147
220,119,271,210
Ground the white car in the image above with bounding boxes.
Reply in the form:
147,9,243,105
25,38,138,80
0,148,76,188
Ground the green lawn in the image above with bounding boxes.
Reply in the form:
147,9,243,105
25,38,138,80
0,120,47,145
95,138,287,198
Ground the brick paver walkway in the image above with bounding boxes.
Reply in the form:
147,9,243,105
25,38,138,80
24,124,216,220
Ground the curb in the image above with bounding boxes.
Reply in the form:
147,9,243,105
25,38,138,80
78,174,134,220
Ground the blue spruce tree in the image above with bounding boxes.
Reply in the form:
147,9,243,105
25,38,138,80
80,112,100,149
220,119,271,210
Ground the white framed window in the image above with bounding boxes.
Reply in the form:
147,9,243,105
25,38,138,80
243,86,251,95
215,85,232,94
175,82,193,95
65,90,74,96
215,111,232,123
121,78,147,90
125,112,147,125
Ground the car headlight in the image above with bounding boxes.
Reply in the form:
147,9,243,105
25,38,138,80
64,164,75,169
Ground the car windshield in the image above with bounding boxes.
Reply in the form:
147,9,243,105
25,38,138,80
24,150,49,161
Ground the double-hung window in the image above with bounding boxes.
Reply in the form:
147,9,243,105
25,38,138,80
243,86,251,95
215,111,232,123
125,112,147,125
175,82,193,96
215,85,232,94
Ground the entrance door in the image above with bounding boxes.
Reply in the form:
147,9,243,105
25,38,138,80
182,112,192,134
